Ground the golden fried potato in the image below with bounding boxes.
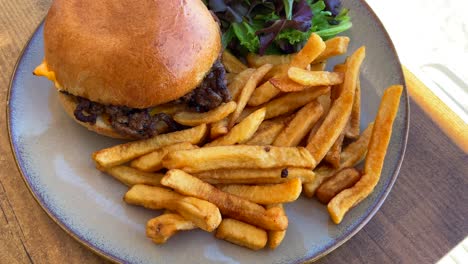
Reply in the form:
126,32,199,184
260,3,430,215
345,75,361,139
246,53,295,68
328,85,403,224
92,124,207,168
206,108,265,147
103,165,163,186
161,170,288,231
130,142,197,172
215,218,267,250
163,145,316,173
316,168,361,204
222,50,248,73
266,204,286,249
229,64,272,128
228,68,256,101
324,133,345,168
146,213,197,244
210,118,229,139
273,100,323,147
193,168,315,184
306,47,366,164
173,102,237,126
245,120,285,146
124,185,221,232
288,68,344,87
219,178,302,204
314,36,350,62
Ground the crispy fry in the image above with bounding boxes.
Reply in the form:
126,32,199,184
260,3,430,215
215,218,267,250
303,122,374,197
288,68,344,87
161,170,288,231
316,168,361,204
92,124,207,168
150,103,188,116
193,168,315,184
103,165,163,186
324,133,345,168
219,178,301,204
263,87,330,120
124,185,221,231
228,68,256,101
247,81,281,107
173,102,236,126
245,120,285,145
222,50,248,73
163,145,316,173
306,47,366,164
262,64,290,82
266,204,286,249
146,213,197,244
229,64,273,127
345,75,361,138
314,36,350,62
328,85,403,224
246,53,295,68
273,100,323,147
210,118,229,139
291,33,326,68
206,108,265,147
130,142,197,172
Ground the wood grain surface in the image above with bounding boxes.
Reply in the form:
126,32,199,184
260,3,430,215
0,1,466,263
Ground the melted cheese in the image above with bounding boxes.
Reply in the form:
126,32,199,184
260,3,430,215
33,60,62,89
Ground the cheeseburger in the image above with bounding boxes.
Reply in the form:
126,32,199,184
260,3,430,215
34,0,230,139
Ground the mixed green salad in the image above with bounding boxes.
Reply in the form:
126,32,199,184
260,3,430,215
205,0,351,55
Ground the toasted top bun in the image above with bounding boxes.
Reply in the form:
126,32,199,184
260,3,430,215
58,93,135,140
44,0,221,108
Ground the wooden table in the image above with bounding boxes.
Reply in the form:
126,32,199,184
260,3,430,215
0,1,466,263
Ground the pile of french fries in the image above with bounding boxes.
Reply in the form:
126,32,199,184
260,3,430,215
92,33,403,251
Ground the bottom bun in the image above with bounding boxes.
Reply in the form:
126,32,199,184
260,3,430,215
58,93,135,140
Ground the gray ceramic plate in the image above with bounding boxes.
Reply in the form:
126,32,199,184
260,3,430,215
7,0,409,263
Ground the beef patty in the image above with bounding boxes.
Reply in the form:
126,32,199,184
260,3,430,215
72,59,230,139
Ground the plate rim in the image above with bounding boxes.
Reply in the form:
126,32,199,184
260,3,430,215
6,1,410,262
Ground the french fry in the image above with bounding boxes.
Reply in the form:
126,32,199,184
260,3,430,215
314,36,350,62
273,100,323,147
103,165,163,186
130,142,197,172
206,108,265,147
291,33,326,68
229,64,273,128
345,75,361,138
306,47,366,164
173,102,236,126
124,185,222,231
288,68,344,87
92,124,207,168
222,50,248,73
266,204,286,249
161,170,288,231
215,218,268,250
316,168,361,204
303,122,374,197
146,213,197,244
262,64,290,82
228,68,256,101
247,81,281,107
263,87,330,120
219,178,302,204
150,103,187,116
163,145,316,173
246,53,295,68
307,92,332,141
328,85,403,224
193,168,315,184
245,120,285,145
324,133,345,168
210,118,229,139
